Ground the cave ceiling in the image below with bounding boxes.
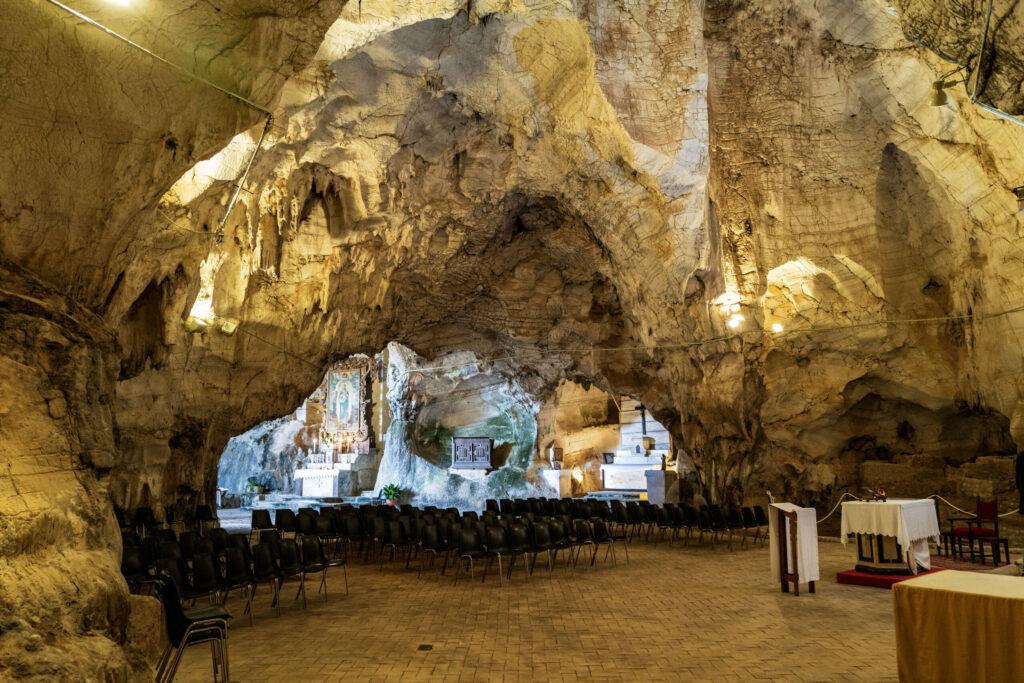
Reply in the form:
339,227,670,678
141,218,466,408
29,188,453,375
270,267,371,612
3,0,1024,507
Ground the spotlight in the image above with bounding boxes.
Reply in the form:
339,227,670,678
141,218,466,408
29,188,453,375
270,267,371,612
771,322,784,333
928,81,949,107
727,314,744,329
572,466,584,484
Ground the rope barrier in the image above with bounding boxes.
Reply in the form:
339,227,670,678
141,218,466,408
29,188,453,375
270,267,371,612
815,491,1021,525
815,492,863,524
928,493,1020,518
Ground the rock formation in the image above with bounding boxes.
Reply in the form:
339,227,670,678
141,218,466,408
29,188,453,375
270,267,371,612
3,0,1024,677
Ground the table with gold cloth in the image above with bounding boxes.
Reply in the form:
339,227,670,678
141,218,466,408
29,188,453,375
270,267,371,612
892,570,1024,682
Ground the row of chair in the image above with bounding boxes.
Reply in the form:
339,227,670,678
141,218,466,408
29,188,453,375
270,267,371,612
116,504,217,536
121,526,347,624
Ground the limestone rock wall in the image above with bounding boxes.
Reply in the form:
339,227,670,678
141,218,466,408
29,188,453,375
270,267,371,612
375,343,554,509
5,0,1024,674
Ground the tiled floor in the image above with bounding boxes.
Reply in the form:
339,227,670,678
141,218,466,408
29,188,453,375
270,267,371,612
174,536,898,682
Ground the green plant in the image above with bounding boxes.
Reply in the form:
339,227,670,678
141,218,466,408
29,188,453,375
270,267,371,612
380,483,401,500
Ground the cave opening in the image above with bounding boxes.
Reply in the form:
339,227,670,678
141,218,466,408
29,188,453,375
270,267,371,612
214,342,678,523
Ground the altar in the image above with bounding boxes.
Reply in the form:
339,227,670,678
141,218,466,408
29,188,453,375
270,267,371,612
293,451,357,497
840,499,940,574
600,451,663,491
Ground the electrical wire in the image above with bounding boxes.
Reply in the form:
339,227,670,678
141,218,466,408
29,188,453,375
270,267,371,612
41,0,271,114
215,115,273,240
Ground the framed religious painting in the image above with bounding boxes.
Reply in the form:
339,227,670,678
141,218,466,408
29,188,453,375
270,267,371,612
327,369,362,432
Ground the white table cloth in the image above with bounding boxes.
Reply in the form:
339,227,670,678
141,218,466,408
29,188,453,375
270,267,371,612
840,499,939,571
769,502,820,583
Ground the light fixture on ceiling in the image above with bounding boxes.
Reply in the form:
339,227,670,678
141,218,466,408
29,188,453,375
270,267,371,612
572,466,584,484
727,314,744,330
928,66,966,107
771,322,784,333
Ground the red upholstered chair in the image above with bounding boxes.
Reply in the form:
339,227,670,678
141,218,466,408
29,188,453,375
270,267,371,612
948,497,999,563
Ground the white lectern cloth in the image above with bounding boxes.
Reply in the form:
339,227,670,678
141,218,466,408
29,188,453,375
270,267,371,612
768,502,820,583
840,499,939,571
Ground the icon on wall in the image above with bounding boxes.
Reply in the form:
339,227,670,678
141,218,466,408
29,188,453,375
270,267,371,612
328,369,361,432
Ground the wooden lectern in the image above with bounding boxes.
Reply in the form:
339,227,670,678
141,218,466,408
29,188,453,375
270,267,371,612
769,502,819,596
777,507,813,595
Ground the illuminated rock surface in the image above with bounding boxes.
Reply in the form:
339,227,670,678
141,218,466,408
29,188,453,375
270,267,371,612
2,0,1024,677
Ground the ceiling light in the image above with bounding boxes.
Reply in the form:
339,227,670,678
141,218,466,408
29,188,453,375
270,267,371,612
572,466,584,484
928,81,949,107
771,323,783,333
727,314,744,329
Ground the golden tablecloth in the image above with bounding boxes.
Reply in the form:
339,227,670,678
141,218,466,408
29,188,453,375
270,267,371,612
892,570,1024,682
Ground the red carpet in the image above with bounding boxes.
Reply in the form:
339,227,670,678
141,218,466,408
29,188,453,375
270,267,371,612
835,567,945,588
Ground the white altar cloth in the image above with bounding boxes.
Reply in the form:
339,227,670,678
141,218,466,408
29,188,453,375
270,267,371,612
840,499,939,571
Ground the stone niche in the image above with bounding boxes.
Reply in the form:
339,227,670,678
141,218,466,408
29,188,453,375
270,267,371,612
374,343,552,508
216,355,379,497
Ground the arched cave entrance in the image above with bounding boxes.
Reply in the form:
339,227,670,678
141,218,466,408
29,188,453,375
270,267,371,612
215,342,681,520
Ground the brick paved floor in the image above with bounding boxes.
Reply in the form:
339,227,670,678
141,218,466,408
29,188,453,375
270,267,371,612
175,538,897,682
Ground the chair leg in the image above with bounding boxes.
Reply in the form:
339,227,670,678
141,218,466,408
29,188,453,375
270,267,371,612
156,644,173,682
220,628,230,683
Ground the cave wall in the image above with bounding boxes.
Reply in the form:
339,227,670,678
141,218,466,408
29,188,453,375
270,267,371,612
4,0,1024,675
375,343,554,508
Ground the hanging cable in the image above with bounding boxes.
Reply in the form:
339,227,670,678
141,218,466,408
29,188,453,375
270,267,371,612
41,0,271,115
215,114,273,241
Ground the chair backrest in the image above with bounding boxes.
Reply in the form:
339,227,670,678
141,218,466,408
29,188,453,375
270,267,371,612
178,531,197,559
709,508,727,529
296,512,316,536
159,541,182,560
121,546,147,576
134,506,157,528
209,528,229,555
275,509,297,532
315,514,334,536
300,535,325,565
726,508,743,527
591,519,610,542
499,499,515,514
153,528,177,543
532,522,551,548
193,537,215,557
228,533,252,563
154,572,190,647
421,524,442,551
753,505,769,525
194,505,214,522
977,498,999,522
342,515,363,540
509,524,530,551
485,525,510,553
278,539,303,572
192,552,221,592
156,556,191,594
385,520,406,545
224,546,252,582
251,543,278,579
740,507,756,526
697,510,713,530
463,510,479,523
371,516,387,541
485,499,500,513
548,519,567,544
574,519,594,542
252,509,273,530
458,527,482,554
